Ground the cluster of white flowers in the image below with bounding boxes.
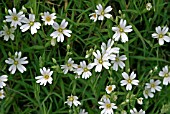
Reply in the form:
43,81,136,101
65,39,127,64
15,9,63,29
0,7,72,44
89,4,112,22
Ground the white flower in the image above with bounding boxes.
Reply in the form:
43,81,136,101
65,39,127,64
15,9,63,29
89,13,98,22
146,3,152,11
35,67,53,86
95,4,112,20
92,50,111,72
111,54,127,71
76,61,93,79
137,97,143,105
0,89,5,99
1,25,15,41
120,72,139,91
79,109,88,114
145,79,162,93
50,19,72,42
112,19,133,43
0,75,8,88
65,94,81,107
159,65,170,85
101,39,120,56
152,26,170,45
98,98,117,114
60,58,77,74
143,87,154,99
5,51,28,74
105,85,116,94
5,8,25,27
20,14,41,35
130,108,145,114
41,12,56,25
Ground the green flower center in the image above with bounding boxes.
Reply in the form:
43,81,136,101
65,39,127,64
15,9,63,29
13,16,18,21
68,96,74,101
151,83,155,88
67,63,71,67
58,28,63,33
46,16,51,22
119,28,124,32
29,21,34,26
6,30,11,35
165,73,169,77
93,13,97,18
98,59,103,64
159,34,163,38
101,11,105,15
14,61,18,65
0,92,2,96
106,103,111,109
84,68,88,72
115,57,119,62
44,75,49,80
127,79,132,83
145,90,148,94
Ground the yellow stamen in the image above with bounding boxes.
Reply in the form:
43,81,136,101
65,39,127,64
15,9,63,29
44,75,49,80
29,21,34,26
14,61,18,65
69,96,74,101
159,34,163,38
98,59,103,64
151,84,155,88
108,86,112,91
13,16,18,21
67,63,71,67
127,79,132,83
46,16,51,22
84,68,88,72
106,103,111,109
101,11,105,15
58,28,63,33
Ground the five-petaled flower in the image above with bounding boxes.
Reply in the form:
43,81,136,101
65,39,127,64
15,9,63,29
5,51,28,74
152,26,170,45
5,8,25,27
112,19,133,43
50,19,72,42
120,71,139,90
20,14,41,35
41,11,56,25
35,67,53,86
65,94,81,107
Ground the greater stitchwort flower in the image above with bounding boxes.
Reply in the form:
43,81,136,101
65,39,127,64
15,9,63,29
41,11,56,25
130,108,145,114
95,4,112,20
120,72,139,90
159,65,170,85
5,8,25,27
0,89,5,99
111,54,127,71
65,94,81,107
76,61,93,79
105,85,116,94
35,67,53,86
20,14,41,35
152,26,170,45
50,19,72,42
0,75,8,88
98,98,117,114
89,12,98,22
92,50,111,72
5,51,28,74
112,19,133,43
1,25,15,41
61,58,77,74
143,87,154,99
79,109,88,114
145,79,162,93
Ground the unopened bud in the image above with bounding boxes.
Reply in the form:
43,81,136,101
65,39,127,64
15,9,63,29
21,6,27,13
67,44,70,50
5,7,8,14
52,7,56,13
137,97,143,105
51,38,56,46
